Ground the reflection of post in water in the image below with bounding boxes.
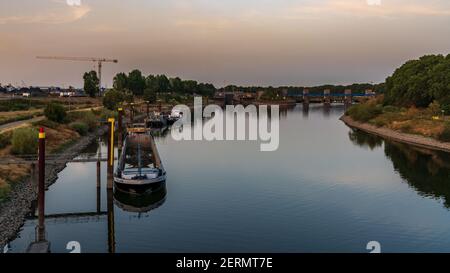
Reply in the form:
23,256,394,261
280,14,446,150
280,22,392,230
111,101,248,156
323,104,330,117
302,103,309,118
107,187,116,253
96,161,101,213
279,106,288,119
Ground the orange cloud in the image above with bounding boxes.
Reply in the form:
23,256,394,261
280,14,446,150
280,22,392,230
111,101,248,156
0,4,90,24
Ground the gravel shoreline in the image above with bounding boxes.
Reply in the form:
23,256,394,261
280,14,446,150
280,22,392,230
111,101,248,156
0,125,108,249
340,115,450,153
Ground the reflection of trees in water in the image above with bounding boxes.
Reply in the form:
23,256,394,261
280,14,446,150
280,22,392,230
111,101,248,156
384,142,450,208
348,129,450,208
348,129,383,150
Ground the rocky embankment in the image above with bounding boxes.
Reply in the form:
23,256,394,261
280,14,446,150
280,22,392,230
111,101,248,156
0,125,108,249
341,115,450,153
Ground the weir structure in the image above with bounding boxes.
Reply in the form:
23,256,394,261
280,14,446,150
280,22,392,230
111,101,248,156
295,88,375,106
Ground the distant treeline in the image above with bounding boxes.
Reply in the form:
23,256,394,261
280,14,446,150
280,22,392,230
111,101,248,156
219,83,385,95
105,69,385,99
112,70,216,97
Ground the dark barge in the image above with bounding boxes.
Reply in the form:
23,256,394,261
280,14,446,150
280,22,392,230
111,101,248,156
114,126,166,193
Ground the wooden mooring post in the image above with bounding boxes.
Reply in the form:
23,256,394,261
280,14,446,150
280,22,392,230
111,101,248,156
27,128,50,253
37,128,46,242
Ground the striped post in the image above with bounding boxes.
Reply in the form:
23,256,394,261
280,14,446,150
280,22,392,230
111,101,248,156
38,127,45,241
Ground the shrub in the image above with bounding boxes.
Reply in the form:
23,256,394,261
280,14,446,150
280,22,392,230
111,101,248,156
44,102,67,123
103,89,125,110
70,122,89,136
0,183,11,201
383,105,400,113
143,88,157,103
0,133,11,149
399,123,413,134
99,108,117,121
68,111,98,131
438,122,450,142
11,127,38,155
33,119,60,129
371,118,388,128
346,102,382,122
428,101,441,116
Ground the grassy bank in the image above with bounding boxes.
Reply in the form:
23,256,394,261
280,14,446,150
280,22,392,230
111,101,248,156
346,97,450,142
0,108,112,202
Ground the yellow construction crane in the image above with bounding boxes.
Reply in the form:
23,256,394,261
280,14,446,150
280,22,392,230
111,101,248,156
36,56,118,95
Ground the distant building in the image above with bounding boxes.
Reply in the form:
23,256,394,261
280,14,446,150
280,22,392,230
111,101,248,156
365,89,375,96
21,87,47,97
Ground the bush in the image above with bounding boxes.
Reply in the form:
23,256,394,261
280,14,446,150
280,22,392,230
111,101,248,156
33,119,60,129
346,102,382,122
11,127,38,155
0,133,11,149
382,105,400,113
67,111,98,131
143,88,157,103
428,101,441,116
438,122,450,142
44,102,67,123
99,108,117,121
0,183,11,201
70,122,89,136
103,89,125,110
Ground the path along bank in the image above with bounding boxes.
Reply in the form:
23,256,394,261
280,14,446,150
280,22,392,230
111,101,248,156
341,115,450,153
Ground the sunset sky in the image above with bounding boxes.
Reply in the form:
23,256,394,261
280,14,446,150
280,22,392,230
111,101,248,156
1,0,450,88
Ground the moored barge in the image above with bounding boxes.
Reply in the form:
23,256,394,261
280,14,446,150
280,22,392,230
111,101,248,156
114,125,166,193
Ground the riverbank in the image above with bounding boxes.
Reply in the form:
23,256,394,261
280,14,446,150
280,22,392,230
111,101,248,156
0,125,108,248
341,115,450,153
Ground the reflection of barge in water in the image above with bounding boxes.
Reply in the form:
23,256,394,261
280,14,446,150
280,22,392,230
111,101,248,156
114,125,166,192
114,183,166,213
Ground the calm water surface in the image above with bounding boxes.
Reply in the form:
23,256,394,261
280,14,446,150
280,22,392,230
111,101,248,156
8,104,450,253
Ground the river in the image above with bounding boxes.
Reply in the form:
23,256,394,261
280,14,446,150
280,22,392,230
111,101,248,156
7,103,450,253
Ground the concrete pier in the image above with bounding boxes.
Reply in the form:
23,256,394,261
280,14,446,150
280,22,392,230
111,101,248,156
303,88,310,106
345,89,352,106
324,89,331,106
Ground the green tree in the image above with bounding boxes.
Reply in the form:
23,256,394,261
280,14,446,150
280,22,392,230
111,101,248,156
170,77,183,93
197,83,216,97
182,80,198,94
83,70,100,97
113,72,128,90
128,69,146,96
156,74,170,93
103,89,125,110
44,102,67,123
146,75,159,92
143,88,157,103
384,55,444,107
